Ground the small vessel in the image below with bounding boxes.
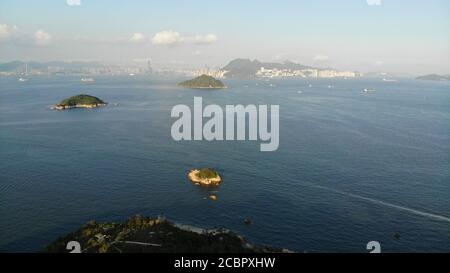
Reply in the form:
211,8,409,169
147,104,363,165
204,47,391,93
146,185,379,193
297,90,302,94
81,77,95,82
362,88,376,93
328,85,333,89
18,63,29,82
308,84,312,88
382,78,397,82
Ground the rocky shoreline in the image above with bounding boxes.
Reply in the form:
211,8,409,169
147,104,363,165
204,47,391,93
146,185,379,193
45,215,289,253
182,85,228,89
51,103,107,110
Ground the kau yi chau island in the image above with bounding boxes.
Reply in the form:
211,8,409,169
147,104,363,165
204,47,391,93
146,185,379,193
171,97,279,152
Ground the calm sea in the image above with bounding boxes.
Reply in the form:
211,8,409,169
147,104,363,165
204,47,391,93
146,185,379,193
0,75,449,252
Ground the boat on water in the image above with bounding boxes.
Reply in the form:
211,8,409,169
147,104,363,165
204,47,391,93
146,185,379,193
18,63,29,82
362,88,376,93
81,77,95,82
382,78,398,82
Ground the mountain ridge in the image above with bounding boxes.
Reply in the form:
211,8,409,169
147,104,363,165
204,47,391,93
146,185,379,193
222,58,331,78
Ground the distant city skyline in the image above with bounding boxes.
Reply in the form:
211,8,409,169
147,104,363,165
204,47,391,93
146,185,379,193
0,0,449,75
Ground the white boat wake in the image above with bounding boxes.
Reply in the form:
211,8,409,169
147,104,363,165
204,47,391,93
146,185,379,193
307,183,450,223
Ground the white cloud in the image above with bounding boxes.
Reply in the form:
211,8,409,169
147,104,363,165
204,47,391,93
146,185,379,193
151,30,218,46
314,54,329,61
34,29,52,46
366,0,382,6
192,34,218,44
0,24,18,41
152,30,182,45
0,24,53,46
66,0,81,6
130,33,145,43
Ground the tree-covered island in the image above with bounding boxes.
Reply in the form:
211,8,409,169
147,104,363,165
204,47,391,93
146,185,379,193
416,74,450,82
178,74,226,89
51,94,107,110
188,168,222,186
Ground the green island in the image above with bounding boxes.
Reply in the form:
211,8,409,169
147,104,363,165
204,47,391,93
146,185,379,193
416,74,450,82
52,94,107,110
188,168,222,186
45,215,287,253
178,74,226,89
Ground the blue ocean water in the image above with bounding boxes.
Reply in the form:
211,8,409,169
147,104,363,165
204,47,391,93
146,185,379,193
0,75,449,252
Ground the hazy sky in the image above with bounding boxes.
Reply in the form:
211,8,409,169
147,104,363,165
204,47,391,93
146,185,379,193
0,0,449,74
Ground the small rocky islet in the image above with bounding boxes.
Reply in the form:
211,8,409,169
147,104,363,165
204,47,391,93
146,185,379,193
188,168,222,186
